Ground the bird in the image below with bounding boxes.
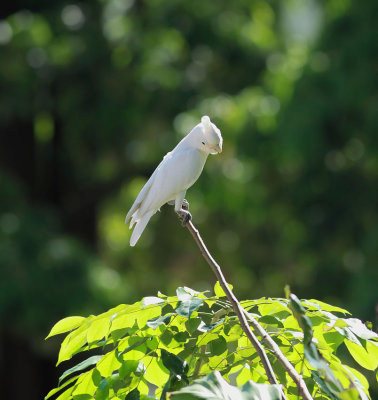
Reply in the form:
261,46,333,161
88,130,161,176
125,115,223,246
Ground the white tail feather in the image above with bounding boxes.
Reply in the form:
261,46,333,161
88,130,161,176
129,210,139,229
129,210,154,246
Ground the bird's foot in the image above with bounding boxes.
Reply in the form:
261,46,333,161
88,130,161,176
182,199,190,211
176,209,192,226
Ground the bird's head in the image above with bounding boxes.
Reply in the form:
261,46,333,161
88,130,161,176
199,115,223,155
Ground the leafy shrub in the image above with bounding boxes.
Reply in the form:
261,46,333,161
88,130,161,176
46,285,377,399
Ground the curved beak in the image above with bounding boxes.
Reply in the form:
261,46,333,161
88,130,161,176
213,144,222,154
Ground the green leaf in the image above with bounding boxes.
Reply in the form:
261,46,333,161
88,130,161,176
142,296,166,308
198,319,225,332
95,378,109,400
58,330,88,365
342,365,369,393
125,388,140,400
87,318,110,344
323,331,345,351
143,356,170,387
289,294,306,314
56,386,75,400
197,332,219,346
59,355,102,383
119,360,139,379
311,370,339,399
236,364,253,386
208,336,227,356
258,315,284,328
176,286,202,300
46,316,86,339
345,339,378,370
119,336,149,357
96,350,122,377
72,395,92,400
72,370,98,397
45,375,80,399
109,304,141,332
176,297,203,318
169,370,281,400
338,388,363,400
214,281,233,297
335,326,361,345
240,380,282,400
185,317,202,334
258,301,290,317
343,318,378,340
161,349,188,377
146,313,173,329
304,300,350,315
136,305,163,328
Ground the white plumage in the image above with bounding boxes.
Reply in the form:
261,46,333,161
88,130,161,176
125,115,223,246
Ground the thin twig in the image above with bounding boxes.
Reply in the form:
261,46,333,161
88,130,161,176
181,219,280,386
181,216,313,400
242,309,313,400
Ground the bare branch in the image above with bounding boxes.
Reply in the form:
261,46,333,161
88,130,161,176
181,216,313,400
242,309,313,400
181,219,279,385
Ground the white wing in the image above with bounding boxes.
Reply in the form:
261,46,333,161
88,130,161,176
125,147,207,246
124,150,174,225
137,148,206,215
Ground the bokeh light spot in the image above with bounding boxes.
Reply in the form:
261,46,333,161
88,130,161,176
0,20,13,44
27,47,48,68
34,112,54,143
61,5,85,31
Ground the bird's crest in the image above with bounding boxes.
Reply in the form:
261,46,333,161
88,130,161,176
201,115,211,128
201,115,222,146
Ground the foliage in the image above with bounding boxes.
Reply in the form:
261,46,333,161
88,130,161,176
46,286,378,400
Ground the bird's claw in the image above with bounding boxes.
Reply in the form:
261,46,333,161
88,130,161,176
182,199,189,211
177,209,192,226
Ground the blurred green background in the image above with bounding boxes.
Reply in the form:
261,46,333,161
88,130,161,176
0,0,377,398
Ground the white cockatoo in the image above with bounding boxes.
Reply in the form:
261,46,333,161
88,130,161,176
125,115,222,246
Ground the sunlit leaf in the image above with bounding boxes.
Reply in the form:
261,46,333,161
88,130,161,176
95,378,109,400
96,350,122,377
343,318,378,340
258,301,290,317
59,355,102,383
87,318,110,344
169,370,281,399
338,388,363,400
146,313,173,330
185,317,202,334
45,375,80,399
46,316,86,339
136,305,162,327
142,296,166,308
176,297,203,318
344,339,378,370
208,336,227,356
304,300,351,315
214,281,233,297
58,330,88,365
143,356,170,387
72,370,98,397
